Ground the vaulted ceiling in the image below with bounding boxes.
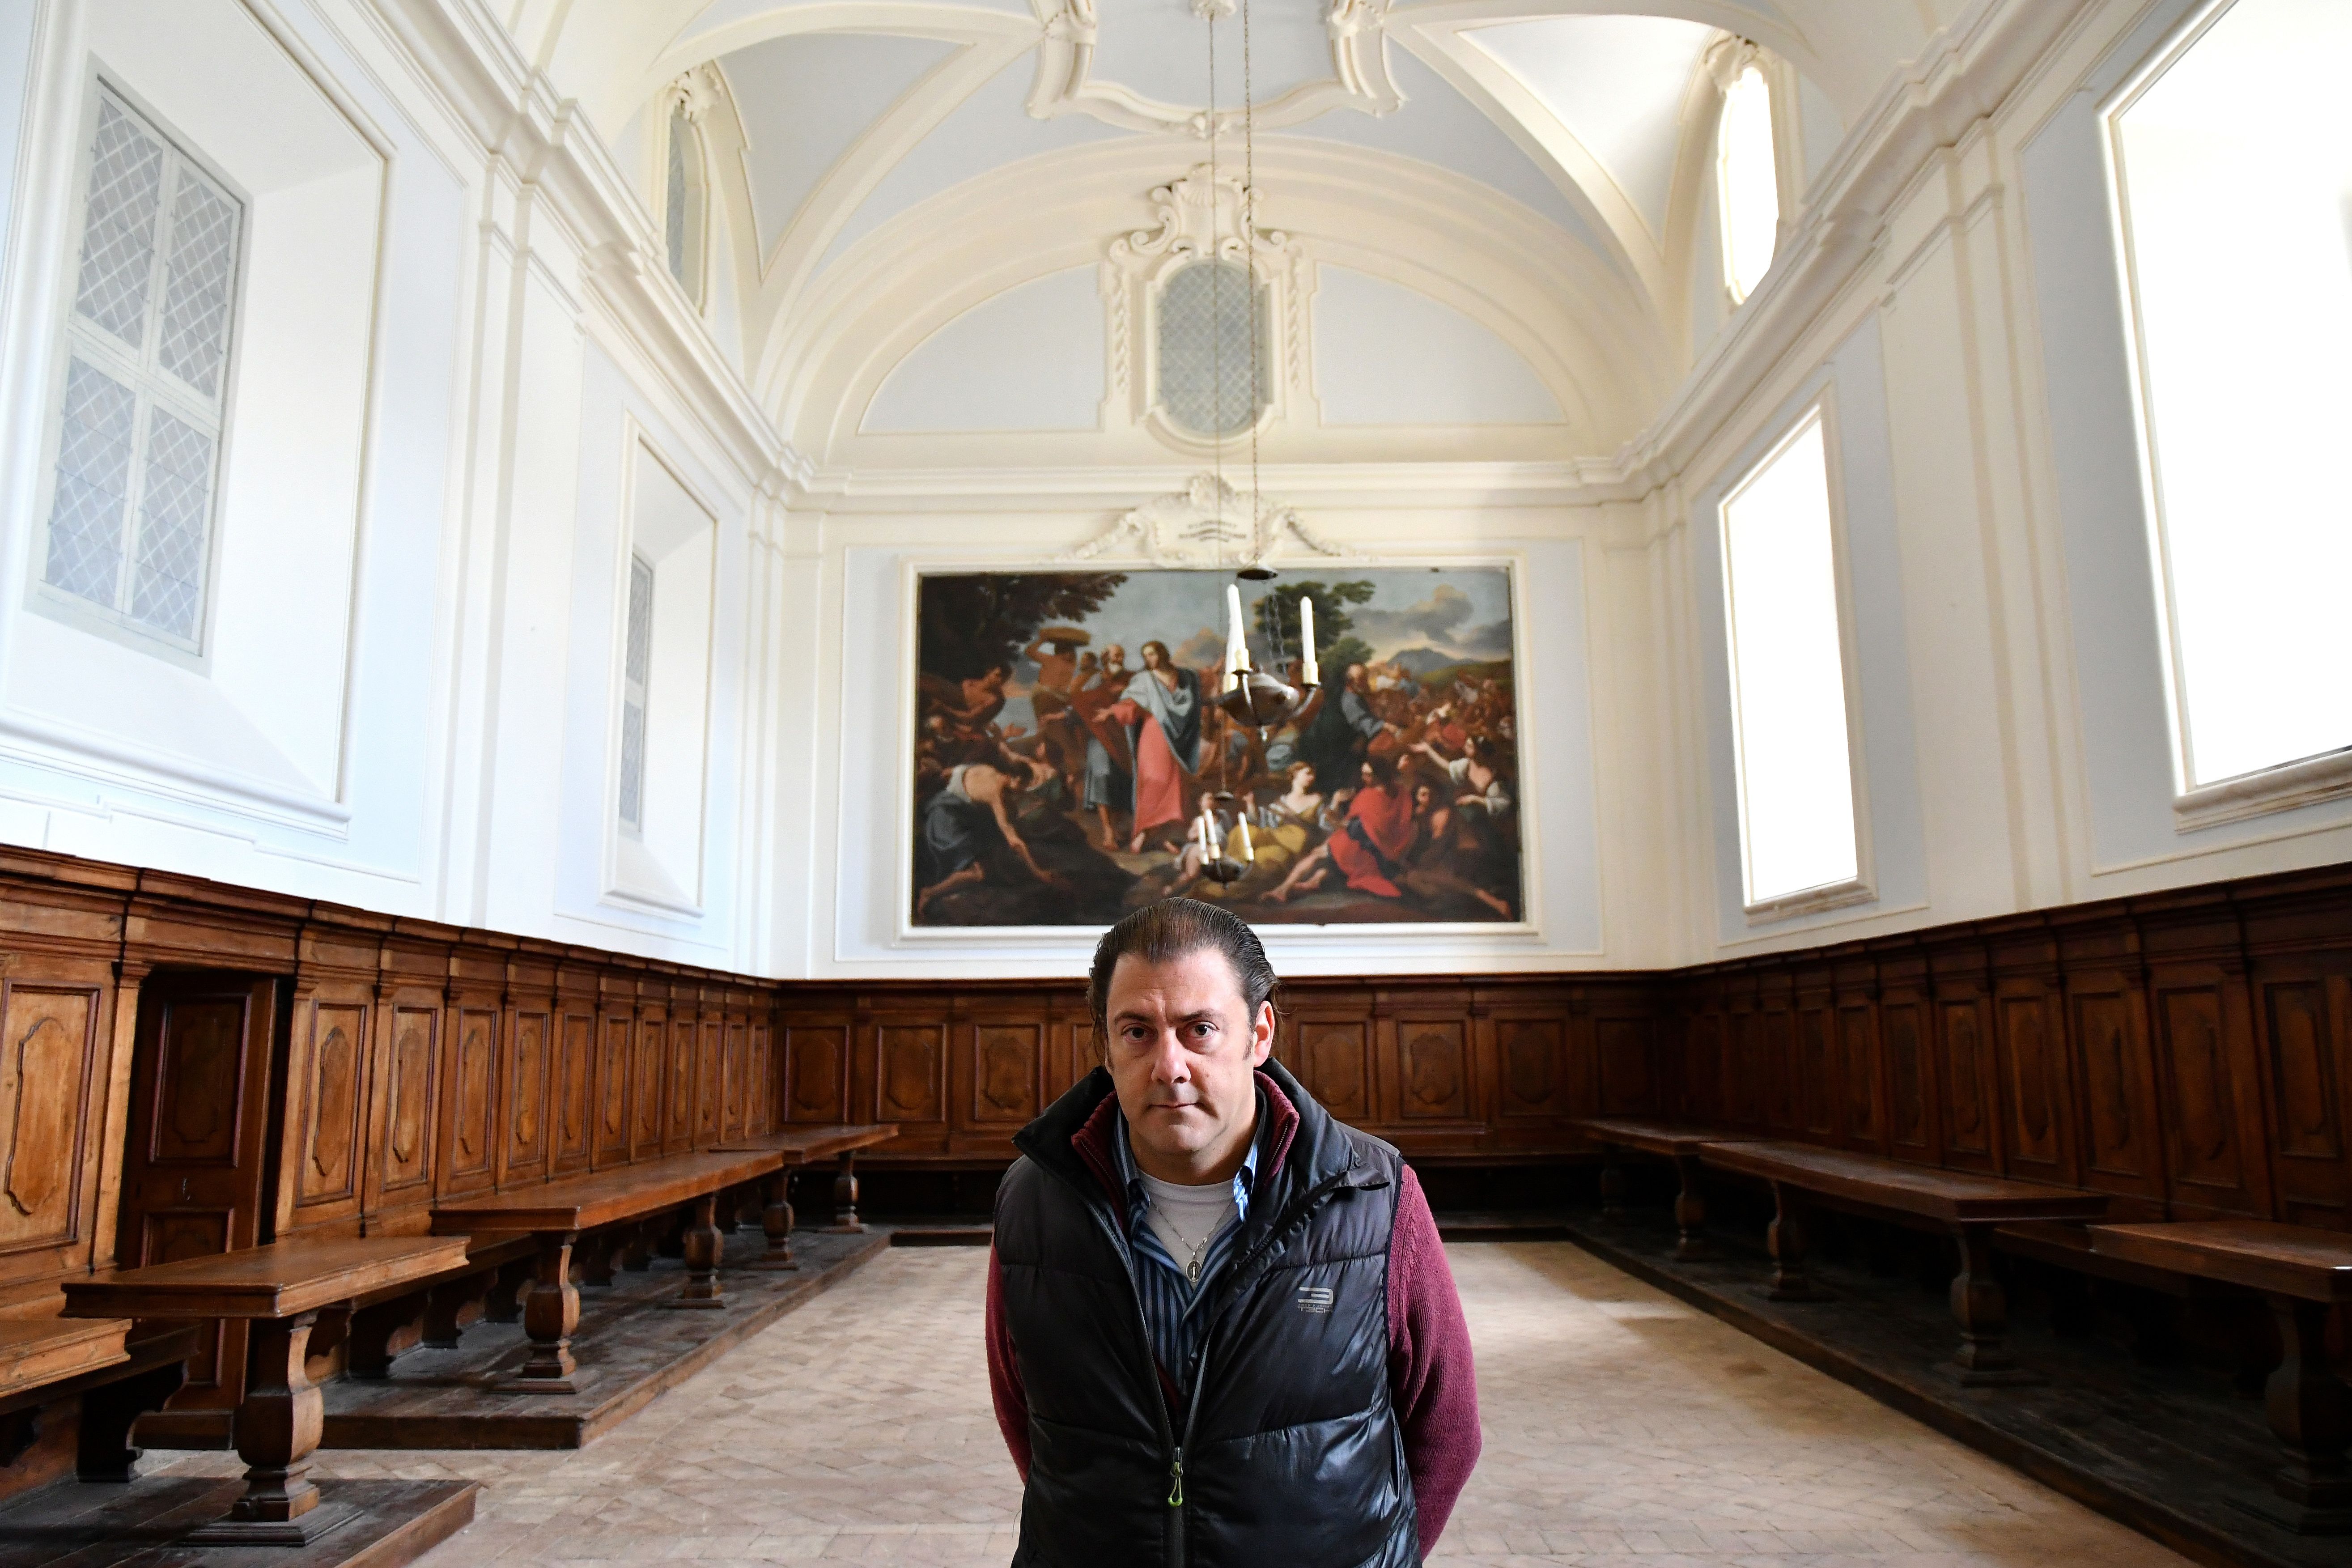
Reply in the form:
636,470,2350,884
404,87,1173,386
507,0,1973,460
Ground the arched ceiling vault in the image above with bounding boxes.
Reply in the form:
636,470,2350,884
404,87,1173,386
513,0,1970,461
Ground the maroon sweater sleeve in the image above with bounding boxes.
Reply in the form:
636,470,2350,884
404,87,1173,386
985,1242,1032,1481
1387,1164,1480,1555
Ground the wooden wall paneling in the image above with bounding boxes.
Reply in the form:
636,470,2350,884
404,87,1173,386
1989,931,2079,1188
1928,946,2002,1174
1727,983,1763,1130
2143,904,2274,1219
783,1011,853,1126
1758,974,1799,1135
594,975,636,1169
278,921,384,1237
1486,1005,1571,1129
1680,1003,1726,1126
551,967,597,1177
1048,1012,1095,1105
1286,1008,1375,1126
1833,957,1886,1154
0,955,109,1296
1876,955,1940,1163
875,1016,947,1135
1594,1011,1656,1120
1390,1000,1475,1125
1793,966,1838,1142
722,1012,749,1141
750,1015,775,1135
2242,880,2352,1227
437,950,503,1199
2054,921,2167,1214
644,987,682,1161
499,952,556,1189
695,1002,724,1147
964,1004,1047,1157
363,965,442,1225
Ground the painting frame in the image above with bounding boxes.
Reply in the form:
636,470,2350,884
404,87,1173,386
887,551,1548,944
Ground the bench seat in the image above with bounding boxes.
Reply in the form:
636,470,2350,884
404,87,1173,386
2088,1220,2352,1534
1698,1139,2107,1386
429,1150,787,1394
1570,1118,1763,1258
62,1236,470,1545
710,1122,899,1262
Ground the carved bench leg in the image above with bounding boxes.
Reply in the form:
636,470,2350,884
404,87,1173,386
1596,1146,1627,1223
486,1258,532,1323
345,1293,424,1380
824,1152,866,1234
1671,1154,1712,1260
618,1222,655,1272
79,1359,185,1482
423,1273,489,1348
2239,1295,2352,1534
749,1169,799,1271
495,1233,581,1394
1945,1226,2036,1386
668,1194,727,1309
1762,1182,1831,1302
186,1311,356,1545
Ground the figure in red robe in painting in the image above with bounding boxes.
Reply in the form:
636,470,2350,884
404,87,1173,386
1102,641,1203,852
1265,755,1416,904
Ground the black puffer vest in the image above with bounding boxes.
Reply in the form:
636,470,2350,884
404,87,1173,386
994,1059,1417,1568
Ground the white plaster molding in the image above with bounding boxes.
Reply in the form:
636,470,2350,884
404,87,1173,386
1028,0,1401,137
1056,474,1358,568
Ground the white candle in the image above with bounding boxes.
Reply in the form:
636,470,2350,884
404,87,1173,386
1226,584,1251,675
1197,807,1211,861
1299,595,1319,686
1239,817,1254,862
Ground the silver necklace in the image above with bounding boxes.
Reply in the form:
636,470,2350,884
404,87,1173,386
1156,1195,1234,1284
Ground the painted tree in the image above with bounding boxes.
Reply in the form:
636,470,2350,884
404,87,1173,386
918,572,1128,680
1248,578,1375,674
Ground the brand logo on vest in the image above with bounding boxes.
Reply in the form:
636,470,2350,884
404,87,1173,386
1296,1284,1334,1314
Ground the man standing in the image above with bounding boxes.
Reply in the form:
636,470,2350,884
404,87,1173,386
987,899,1480,1565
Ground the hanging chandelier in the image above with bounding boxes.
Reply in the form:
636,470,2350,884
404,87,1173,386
1195,0,1317,884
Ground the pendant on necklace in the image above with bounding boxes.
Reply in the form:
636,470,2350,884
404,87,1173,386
1187,1255,1202,1285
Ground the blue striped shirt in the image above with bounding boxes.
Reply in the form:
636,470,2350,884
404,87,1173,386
1113,1103,1263,1391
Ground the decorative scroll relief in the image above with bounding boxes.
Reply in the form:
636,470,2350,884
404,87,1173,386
1057,473,1358,569
1030,0,1400,137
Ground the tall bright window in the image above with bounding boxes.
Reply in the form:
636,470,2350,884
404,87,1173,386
41,86,242,651
1717,63,1779,304
2109,0,2352,805
1720,408,1860,909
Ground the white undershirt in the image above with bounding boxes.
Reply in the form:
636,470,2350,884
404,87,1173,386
1139,1171,1237,1279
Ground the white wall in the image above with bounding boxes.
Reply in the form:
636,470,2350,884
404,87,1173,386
0,0,2345,987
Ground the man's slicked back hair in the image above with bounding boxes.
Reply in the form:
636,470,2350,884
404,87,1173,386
1087,898,1278,1034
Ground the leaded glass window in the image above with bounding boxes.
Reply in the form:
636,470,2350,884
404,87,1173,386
1157,260,1268,437
663,102,705,307
43,87,241,650
619,554,654,833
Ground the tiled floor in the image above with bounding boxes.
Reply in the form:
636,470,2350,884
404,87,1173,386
154,1241,2191,1565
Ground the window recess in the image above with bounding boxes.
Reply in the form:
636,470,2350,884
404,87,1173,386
1718,404,1871,917
38,85,243,654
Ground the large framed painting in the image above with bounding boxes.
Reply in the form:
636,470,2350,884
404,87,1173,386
912,568,1523,927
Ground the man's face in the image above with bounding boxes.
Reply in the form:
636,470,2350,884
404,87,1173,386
1104,947,1273,1173
1142,645,1166,671
1415,783,1434,813
1104,645,1126,672
1360,761,1376,790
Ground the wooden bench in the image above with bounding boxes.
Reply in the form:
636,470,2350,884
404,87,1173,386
710,1122,900,1266
429,1148,781,1394
2091,1220,2352,1534
1570,1118,1765,1259
341,1230,539,1380
1700,1139,2107,1385
0,1317,203,1483
61,1234,469,1544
